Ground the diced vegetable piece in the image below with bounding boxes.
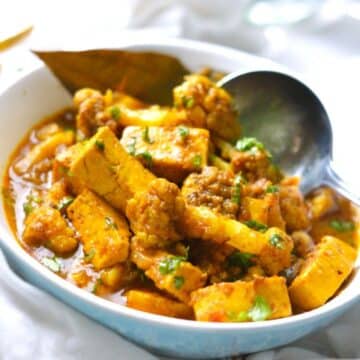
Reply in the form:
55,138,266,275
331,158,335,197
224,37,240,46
308,187,338,220
23,205,78,255
62,126,156,212
191,276,291,322
146,256,207,303
289,236,357,310
242,197,269,225
120,126,209,182
15,131,74,174
67,189,130,270
126,290,193,319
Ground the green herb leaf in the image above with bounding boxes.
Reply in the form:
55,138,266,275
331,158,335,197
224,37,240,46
57,196,74,211
142,127,152,143
23,193,42,216
95,139,105,151
245,220,268,233
192,154,202,169
269,233,285,249
247,295,272,321
329,219,355,232
182,95,195,108
137,151,152,167
105,216,118,230
92,278,103,294
84,248,96,262
23,202,34,216
159,256,186,275
227,310,249,322
231,175,243,204
266,185,279,193
178,126,190,140
174,276,185,289
227,251,254,270
236,137,265,152
127,137,137,155
110,106,121,121
41,257,61,273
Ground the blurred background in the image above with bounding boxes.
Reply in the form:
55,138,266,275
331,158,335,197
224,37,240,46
1,0,359,179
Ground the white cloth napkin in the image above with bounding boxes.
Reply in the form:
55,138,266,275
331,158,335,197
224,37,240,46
1,1,360,359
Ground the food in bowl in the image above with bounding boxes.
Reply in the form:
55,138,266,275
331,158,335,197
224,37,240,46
2,73,358,322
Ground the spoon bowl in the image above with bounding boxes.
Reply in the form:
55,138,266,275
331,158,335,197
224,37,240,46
219,70,359,204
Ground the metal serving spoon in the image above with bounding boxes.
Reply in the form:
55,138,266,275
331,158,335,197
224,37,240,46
218,70,360,205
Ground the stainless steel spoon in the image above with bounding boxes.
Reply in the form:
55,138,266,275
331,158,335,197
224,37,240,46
218,70,360,205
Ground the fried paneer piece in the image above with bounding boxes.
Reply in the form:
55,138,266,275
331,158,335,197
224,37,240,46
67,189,130,270
289,236,357,310
126,290,193,319
307,187,338,220
181,205,293,274
182,167,239,218
191,276,291,322
120,125,209,182
126,178,184,248
279,179,310,232
173,74,241,141
15,130,75,174
130,239,207,303
23,206,78,255
59,126,156,212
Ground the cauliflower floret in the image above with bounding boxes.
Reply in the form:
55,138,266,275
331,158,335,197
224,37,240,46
173,75,241,141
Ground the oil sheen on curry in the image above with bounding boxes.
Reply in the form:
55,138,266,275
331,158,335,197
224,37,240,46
3,74,359,322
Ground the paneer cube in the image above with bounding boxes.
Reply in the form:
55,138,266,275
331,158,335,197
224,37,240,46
242,197,269,225
126,290,193,319
120,126,209,183
289,236,357,310
60,126,156,212
67,189,130,270
191,276,292,322
23,205,78,255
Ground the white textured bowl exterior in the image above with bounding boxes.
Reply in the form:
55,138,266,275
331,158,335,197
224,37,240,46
0,38,359,359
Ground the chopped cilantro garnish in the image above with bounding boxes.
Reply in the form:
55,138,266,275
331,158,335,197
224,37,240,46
23,202,34,216
178,126,190,140
192,154,202,168
269,233,285,249
329,219,355,232
137,151,152,167
174,276,185,289
95,139,105,151
41,257,61,273
57,196,74,212
231,175,243,204
105,216,118,230
84,248,96,262
159,256,186,275
247,296,272,321
226,251,254,271
92,278,103,294
266,185,279,193
236,137,265,152
245,220,268,233
110,106,121,121
23,193,42,216
182,95,195,108
227,311,249,322
127,137,137,155
142,127,152,143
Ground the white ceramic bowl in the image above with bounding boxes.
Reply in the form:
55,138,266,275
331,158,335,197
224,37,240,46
0,38,359,359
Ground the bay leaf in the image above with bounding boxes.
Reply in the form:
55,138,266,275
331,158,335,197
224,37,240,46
33,49,189,105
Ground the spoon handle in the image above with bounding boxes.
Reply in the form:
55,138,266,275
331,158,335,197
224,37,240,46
323,164,360,207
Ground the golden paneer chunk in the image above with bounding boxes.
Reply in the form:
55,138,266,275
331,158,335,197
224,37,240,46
15,131,75,174
120,126,209,182
126,178,184,248
307,187,338,220
242,197,269,225
146,255,207,303
67,189,130,270
62,126,156,212
23,206,78,255
289,236,357,310
126,290,193,319
173,74,241,141
191,276,291,322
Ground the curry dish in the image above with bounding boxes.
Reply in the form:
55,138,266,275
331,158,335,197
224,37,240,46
3,74,359,322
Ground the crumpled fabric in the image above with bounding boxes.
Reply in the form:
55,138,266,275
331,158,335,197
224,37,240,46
1,1,360,359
